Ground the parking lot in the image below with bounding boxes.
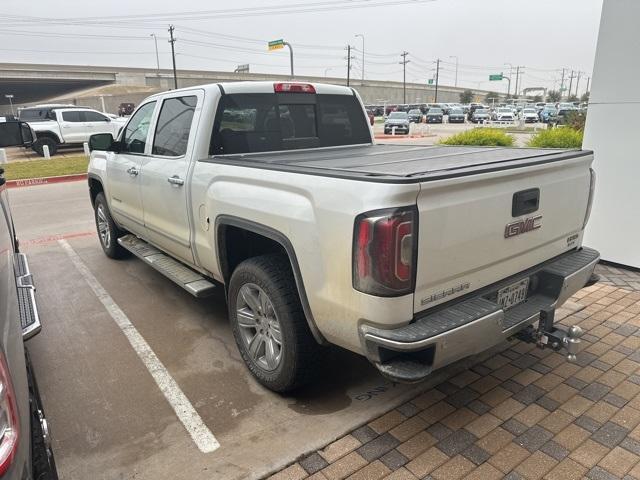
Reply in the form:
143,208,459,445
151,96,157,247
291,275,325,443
12,180,491,480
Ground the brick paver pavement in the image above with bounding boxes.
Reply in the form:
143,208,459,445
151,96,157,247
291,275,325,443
269,281,640,480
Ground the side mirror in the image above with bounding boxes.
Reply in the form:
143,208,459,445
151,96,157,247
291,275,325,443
0,121,34,147
89,133,115,152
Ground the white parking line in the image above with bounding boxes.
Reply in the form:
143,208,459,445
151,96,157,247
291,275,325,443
58,239,220,454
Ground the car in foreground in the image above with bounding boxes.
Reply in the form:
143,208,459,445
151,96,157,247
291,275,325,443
521,108,540,123
87,81,599,393
0,121,58,479
492,108,515,122
384,111,410,134
407,109,423,123
425,107,444,123
470,108,491,123
447,108,465,123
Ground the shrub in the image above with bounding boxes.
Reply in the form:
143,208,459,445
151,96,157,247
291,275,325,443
527,127,583,149
439,128,515,147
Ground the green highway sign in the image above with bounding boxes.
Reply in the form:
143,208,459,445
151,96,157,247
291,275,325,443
427,79,434,85
268,39,285,51
489,73,504,81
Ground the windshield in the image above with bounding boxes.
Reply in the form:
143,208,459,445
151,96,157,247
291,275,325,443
523,109,537,113
408,109,421,115
388,112,408,119
498,108,512,113
428,108,443,114
476,109,489,114
450,109,463,114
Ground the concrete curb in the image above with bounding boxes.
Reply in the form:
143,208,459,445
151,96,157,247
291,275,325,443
374,134,437,140
6,173,88,189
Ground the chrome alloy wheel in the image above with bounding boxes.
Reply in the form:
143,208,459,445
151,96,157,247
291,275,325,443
96,204,111,249
235,283,283,371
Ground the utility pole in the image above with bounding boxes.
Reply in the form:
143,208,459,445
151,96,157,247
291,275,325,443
150,34,160,73
560,68,566,99
575,71,582,97
346,45,355,86
355,34,365,81
449,56,458,88
168,25,178,89
567,70,576,99
434,58,441,103
399,51,409,104
514,66,525,96
585,76,591,95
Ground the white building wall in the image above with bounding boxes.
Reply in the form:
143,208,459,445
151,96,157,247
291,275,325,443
583,0,640,268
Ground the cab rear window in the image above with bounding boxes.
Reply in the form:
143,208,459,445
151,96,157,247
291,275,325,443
210,93,371,155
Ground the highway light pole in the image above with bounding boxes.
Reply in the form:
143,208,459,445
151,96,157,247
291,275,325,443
4,95,14,116
504,63,513,96
168,25,178,89
150,34,160,73
449,56,458,88
355,34,365,81
283,42,294,78
434,58,441,103
399,51,409,104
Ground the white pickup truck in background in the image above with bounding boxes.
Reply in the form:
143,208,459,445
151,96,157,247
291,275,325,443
86,81,599,392
18,105,125,156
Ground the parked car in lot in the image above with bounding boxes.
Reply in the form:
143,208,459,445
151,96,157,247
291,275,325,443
447,108,466,123
117,102,135,117
20,106,126,157
470,108,491,123
407,109,423,123
492,107,515,122
87,81,599,392
539,106,558,123
521,108,540,123
384,111,411,134
0,121,58,480
425,107,444,123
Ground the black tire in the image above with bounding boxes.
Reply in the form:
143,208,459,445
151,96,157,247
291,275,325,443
32,137,58,157
93,192,129,259
228,254,321,392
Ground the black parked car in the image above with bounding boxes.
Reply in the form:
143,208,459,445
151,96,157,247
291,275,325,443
407,109,423,123
0,121,58,480
425,108,444,124
447,108,466,123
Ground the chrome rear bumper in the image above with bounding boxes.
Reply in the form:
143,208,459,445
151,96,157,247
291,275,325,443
360,247,600,382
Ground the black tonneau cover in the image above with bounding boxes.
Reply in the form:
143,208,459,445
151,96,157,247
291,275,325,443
204,144,591,183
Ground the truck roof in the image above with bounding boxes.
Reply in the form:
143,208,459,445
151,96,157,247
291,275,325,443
148,81,355,98
206,144,592,183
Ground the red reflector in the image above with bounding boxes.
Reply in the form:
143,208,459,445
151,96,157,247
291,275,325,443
274,83,316,93
0,352,19,477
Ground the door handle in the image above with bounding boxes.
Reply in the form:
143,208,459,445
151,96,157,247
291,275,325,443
167,175,184,186
126,167,139,176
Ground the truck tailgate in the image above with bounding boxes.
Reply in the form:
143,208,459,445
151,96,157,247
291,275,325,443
414,151,593,314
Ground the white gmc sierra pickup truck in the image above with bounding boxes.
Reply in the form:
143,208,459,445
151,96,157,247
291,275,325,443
86,81,599,392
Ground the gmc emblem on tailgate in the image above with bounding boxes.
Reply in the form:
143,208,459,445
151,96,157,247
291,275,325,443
505,215,542,238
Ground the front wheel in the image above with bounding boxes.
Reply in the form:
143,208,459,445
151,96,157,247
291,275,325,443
228,254,321,392
93,192,129,259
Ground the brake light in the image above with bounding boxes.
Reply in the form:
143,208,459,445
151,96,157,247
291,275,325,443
353,207,418,296
583,168,596,229
0,352,18,476
274,83,316,94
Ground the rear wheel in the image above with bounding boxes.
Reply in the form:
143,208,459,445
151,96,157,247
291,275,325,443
228,254,320,392
93,192,128,259
32,137,58,157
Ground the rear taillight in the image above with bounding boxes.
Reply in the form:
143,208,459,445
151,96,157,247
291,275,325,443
274,83,316,94
0,353,18,476
583,168,596,229
353,207,418,296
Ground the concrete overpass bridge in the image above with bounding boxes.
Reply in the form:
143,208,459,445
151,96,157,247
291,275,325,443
0,62,505,113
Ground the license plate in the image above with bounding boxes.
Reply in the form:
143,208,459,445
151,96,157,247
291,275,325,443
496,278,530,310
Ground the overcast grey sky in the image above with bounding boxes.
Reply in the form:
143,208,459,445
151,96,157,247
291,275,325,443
2,0,603,93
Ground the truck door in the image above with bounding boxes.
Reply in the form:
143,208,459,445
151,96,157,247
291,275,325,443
58,110,86,144
139,92,201,264
106,101,157,232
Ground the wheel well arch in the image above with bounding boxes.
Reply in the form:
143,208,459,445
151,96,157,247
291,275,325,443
215,215,325,344
34,131,61,144
88,175,104,207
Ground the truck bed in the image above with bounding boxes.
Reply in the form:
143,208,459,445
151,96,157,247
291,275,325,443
205,144,591,183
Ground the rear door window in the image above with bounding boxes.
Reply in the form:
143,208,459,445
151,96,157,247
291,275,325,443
211,93,370,155
61,111,83,122
152,96,197,157
83,111,109,122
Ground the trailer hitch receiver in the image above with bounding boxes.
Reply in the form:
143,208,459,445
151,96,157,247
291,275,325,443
516,309,583,362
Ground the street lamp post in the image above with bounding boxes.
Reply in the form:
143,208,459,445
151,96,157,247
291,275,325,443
504,62,513,96
4,95,14,117
449,56,459,88
355,34,365,81
324,67,333,77
150,34,160,73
